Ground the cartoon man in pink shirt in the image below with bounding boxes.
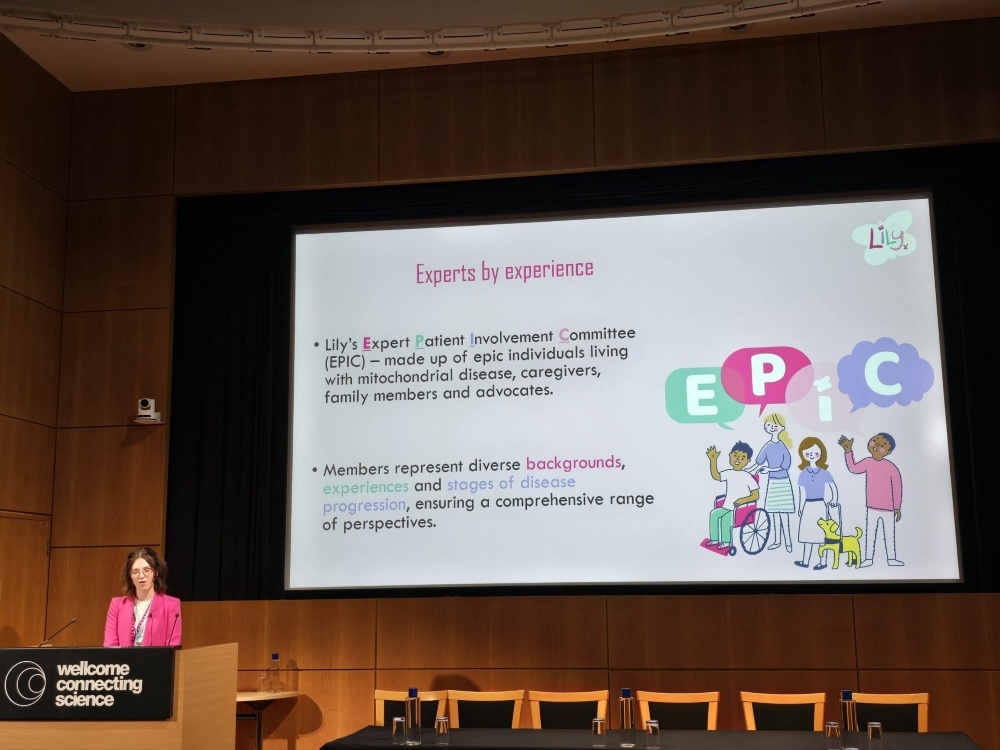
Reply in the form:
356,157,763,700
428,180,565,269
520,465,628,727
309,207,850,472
837,433,903,568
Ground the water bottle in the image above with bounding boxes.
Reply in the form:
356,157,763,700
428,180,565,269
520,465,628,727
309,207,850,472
405,687,422,745
267,652,282,692
840,689,861,749
619,687,636,748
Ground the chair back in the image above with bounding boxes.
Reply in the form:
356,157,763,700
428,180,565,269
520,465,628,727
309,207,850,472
528,690,609,729
447,689,525,728
740,691,825,731
637,691,719,730
853,692,929,732
375,690,448,728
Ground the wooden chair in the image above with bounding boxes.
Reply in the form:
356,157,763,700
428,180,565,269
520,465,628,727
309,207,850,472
527,690,609,729
852,692,929,732
447,689,525,728
740,691,825,731
637,690,720,730
374,690,448,728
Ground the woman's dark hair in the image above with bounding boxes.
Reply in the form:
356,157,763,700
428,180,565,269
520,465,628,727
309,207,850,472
120,546,170,597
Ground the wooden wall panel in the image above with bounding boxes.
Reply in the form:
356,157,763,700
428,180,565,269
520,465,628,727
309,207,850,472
379,56,595,182
241,668,374,750
58,309,171,427
593,36,825,168
822,19,1000,151
0,34,71,196
265,599,376,670
0,415,55,514
377,596,608,669
45,545,144,647
0,286,61,426
0,157,67,310
855,593,1000,669
183,601,269,670
857,669,1000,748
610,669,858,730
180,600,376,675
377,667,609,694
0,515,50,647
64,196,174,312
607,594,857,670
174,73,379,194
51,425,167,546
69,87,176,200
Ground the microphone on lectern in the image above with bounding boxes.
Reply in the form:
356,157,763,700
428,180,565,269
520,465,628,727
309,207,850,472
38,617,77,647
166,612,180,647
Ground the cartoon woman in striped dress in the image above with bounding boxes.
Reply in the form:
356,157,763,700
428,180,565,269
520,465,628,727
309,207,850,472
746,412,796,552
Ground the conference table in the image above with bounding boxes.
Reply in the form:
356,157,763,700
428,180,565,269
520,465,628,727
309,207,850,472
321,725,984,750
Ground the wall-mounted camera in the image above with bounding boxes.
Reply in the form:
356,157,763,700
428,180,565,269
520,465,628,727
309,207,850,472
135,397,162,424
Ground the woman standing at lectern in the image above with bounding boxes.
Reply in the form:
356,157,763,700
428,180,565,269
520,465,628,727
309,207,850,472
104,547,182,647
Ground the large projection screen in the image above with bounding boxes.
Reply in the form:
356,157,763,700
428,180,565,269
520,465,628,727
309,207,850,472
286,194,960,590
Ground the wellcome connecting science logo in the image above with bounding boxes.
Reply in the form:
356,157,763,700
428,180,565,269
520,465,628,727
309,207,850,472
4,661,46,707
0,648,171,721
3,659,143,708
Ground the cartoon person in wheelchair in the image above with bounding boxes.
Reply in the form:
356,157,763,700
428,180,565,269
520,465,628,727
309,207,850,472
702,442,767,556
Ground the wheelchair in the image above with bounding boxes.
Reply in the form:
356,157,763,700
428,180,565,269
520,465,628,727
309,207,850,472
709,495,771,556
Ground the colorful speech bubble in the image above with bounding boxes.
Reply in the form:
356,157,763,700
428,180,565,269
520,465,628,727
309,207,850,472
720,346,813,415
665,367,745,429
837,337,935,412
787,362,863,434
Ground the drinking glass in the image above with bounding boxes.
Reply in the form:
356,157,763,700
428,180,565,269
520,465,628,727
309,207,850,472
644,720,660,750
825,721,843,750
392,717,406,745
867,721,884,750
592,717,607,748
256,672,267,692
435,717,450,746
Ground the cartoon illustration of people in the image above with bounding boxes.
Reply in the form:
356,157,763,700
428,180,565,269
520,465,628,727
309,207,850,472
704,442,760,551
795,437,838,570
837,433,904,567
746,413,796,553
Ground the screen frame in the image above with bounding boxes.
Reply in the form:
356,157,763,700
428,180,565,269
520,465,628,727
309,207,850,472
283,191,963,593
167,143,992,601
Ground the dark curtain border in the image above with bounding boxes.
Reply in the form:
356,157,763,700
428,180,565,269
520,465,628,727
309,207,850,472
167,143,994,601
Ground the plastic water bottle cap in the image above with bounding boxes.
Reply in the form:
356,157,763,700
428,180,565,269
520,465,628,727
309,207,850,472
621,688,632,698
408,687,418,697
272,653,279,660
841,689,853,701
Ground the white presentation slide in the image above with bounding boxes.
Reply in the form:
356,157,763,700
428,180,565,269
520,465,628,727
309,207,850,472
287,195,961,590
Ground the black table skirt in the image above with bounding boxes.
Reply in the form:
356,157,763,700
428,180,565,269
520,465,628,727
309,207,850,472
321,726,983,750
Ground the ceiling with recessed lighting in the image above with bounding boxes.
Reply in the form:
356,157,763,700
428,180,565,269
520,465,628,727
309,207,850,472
2,0,998,91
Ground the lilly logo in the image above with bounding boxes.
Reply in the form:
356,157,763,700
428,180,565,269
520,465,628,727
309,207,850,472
4,660,46,707
852,210,916,266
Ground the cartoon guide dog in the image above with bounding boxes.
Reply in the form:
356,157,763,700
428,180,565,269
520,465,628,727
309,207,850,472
817,517,863,569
